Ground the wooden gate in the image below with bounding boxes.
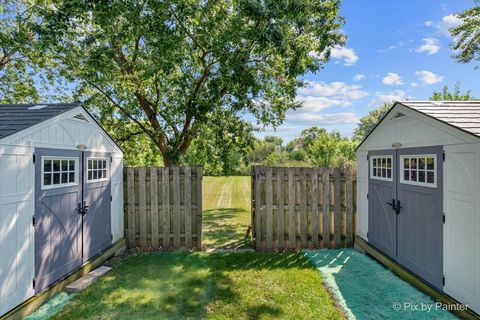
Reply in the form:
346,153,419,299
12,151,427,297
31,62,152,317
124,166,202,250
252,166,356,251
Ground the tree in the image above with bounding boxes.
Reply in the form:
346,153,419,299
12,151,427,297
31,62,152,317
35,0,345,165
352,103,391,142
450,1,480,67
431,82,475,101
308,130,355,167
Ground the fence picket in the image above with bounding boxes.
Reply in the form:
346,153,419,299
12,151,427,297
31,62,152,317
254,166,262,249
138,168,147,247
288,168,296,249
334,168,341,248
196,167,203,250
300,168,307,247
173,167,181,248
311,168,319,247
150,168,159,248
162,167,170,248
276,167,285,249
322,168,330,248
127,168,135,248
266,167,273,250
346,166,354,247
185,167,192,249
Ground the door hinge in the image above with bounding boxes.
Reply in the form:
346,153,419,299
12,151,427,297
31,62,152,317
111,234,113,240
443,213,446,224
110,195,113,202
367,193,369,200
367,155,369,161
33,154,36,164
442,151,445,162
442,275,445,286
32,278,36,289
32,216,36,227
367,232,369,239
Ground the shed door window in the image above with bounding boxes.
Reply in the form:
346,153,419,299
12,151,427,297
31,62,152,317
400,155,436,187
370,155,393,181
42,158,78,189
87,158,108,182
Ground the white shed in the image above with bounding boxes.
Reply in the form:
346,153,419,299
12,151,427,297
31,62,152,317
356,101,480,314
0,104,124,316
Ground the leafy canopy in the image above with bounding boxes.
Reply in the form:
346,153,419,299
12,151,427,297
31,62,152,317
35,0,345,165
450,1,480,68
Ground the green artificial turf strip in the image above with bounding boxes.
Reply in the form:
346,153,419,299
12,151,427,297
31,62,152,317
51,252,343,320
305,249,458,320
202,176,252,249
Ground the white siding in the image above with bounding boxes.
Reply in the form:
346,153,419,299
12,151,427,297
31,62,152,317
0,146,35,316
111,154,124,242
443,144,480,314
356,151,368,240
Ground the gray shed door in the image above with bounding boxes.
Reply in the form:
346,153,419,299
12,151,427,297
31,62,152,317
82,151,112,262
35,148,112,293
368,146,443,291
35,148,83,293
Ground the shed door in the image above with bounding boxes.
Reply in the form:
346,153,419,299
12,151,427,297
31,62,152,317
35,148,83,293
82,152,112,261
397,146,443,290
368,149,397,258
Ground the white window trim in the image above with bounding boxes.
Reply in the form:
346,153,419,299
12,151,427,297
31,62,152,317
87,157,109,183
370,155,394,182
399,154,437,188
41,156,80,190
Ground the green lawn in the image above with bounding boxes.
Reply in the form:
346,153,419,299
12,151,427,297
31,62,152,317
203,176,251,249
52,252,343,320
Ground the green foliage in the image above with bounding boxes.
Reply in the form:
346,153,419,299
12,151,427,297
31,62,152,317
450,1,480,67
0,0,57,103
352,103,392,142
430,82,476,101
308,131,355,168
34,0,345,165
182,110,255,176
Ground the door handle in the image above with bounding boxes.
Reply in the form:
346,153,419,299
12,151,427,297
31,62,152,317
395,200,402,214
385,198,397,211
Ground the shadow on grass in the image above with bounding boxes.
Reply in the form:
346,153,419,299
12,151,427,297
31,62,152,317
52,252,324,320
203,208,251,249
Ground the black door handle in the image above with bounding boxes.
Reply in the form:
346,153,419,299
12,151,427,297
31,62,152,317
395,200,402,214
386,198,397,211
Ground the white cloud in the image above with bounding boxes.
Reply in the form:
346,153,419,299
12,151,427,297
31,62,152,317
330,45,359,66
370,90,407,107
410,82,419,87
287,112,360,125
297,96,344,113
424,20,434,27
415,38,440,55
382,73,403,85
299,81,368,101
353,74,366,81
415,70,444,84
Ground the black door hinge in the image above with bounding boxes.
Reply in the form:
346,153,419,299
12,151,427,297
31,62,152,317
442,151,445,162
32,216,36,227
111,234,113,240
33,278,36,289
367,193,369,200
367,232,369,238
443,213,446,224
110,195,113,202
33,154,36,164
442,276,445,286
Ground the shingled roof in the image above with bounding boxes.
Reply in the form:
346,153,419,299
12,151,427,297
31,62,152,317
0,104,80,140
356,101,480,150
398,101,480,137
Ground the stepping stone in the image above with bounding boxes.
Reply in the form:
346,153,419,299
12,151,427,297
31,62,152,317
65,266,111,293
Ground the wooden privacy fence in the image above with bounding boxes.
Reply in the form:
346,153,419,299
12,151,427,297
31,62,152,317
252,166,356,251
124,166,202,250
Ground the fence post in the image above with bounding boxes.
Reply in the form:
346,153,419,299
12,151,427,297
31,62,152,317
322,168,330,248
151,168,159,249
276,167,285,250
311,168,319,248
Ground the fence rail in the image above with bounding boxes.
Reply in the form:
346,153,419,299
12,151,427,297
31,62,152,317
252,166,356,251
124,166,202,250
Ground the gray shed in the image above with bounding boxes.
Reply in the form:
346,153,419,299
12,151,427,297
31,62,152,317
0,104,124,316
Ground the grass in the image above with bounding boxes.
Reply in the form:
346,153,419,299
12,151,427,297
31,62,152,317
51,252,343,320
202,176,251,249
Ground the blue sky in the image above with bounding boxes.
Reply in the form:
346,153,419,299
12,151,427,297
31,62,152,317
256,0,479,142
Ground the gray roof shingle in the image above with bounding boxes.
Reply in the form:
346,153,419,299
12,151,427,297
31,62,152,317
398,101,480,137
0,104,80,140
